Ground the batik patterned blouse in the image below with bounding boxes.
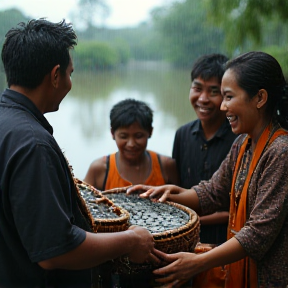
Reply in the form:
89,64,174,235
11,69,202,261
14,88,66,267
193,123,288,287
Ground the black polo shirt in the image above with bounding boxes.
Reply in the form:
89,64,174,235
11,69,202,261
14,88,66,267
172,119,237,245
172,118,237,188
0,89,91,287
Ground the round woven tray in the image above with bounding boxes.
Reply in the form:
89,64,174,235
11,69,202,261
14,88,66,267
74,179,130,233
76,182,200,285
102,186,200,254
100,186,200,279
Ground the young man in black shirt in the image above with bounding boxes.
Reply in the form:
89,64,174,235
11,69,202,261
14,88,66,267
172,54,237,245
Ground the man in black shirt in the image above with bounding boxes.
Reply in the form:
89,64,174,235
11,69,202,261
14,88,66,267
172,54,237,245
0,19,158,288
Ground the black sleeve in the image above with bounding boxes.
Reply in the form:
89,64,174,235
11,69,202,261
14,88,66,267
9,143,86,263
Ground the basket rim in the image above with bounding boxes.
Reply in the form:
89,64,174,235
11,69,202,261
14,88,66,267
102,187,200,239
75,179,130,223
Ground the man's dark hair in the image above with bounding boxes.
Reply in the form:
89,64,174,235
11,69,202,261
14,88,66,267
110,98,153,132
191,53,229,84
1,18,77,88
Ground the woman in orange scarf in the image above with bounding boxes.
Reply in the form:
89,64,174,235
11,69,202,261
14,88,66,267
127,51,288,288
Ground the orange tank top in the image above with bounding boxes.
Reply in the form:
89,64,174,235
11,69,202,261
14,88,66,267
104,151,166,190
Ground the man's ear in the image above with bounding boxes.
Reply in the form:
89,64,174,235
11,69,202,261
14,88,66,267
50,65,60,88
256,89,268,109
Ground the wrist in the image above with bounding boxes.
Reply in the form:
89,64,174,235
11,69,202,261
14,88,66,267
196,252,216,273
124,229,138,252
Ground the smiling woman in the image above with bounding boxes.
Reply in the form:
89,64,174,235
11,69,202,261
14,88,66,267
221,52,288,142
126,51,288,288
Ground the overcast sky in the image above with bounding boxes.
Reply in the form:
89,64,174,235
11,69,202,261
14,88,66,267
0,0,165,28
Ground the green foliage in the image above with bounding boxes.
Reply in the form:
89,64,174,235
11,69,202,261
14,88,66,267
111,38,130,65
0,9,30,90
0,9,29,47
122,25,165,61
72,0,110,29
73,41,120,70
78,25,164,61
152,0,226,68
262,46,288,78
204,0,288,54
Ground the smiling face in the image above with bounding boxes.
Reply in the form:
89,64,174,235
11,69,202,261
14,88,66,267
112,121,151,162
189,76,226,125
221,68,266,140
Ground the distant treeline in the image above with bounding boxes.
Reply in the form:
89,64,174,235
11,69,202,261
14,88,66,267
0,1,288,76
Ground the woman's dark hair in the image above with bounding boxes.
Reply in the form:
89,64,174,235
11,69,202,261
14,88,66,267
1,18,77,89
110,98,153,132
225,51,288,129
191,53,229,84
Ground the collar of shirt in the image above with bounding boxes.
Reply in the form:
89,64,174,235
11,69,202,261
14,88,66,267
191,118,232,140
1,88,53,135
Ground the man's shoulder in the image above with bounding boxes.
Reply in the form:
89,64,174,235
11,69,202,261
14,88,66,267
176,119,199,133
0,109,55,154
3,113,49,138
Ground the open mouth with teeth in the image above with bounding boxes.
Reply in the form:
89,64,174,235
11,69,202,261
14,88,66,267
227,115,237,122
196,105,212,115
198,106,210,110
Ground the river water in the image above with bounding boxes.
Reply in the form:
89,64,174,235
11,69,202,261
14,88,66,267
44,61,197,180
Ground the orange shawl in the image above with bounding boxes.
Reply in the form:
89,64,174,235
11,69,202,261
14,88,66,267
225,123,288,288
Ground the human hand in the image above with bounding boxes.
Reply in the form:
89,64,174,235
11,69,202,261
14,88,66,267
127,225,160,265
127,184,180,202
152,249,204,286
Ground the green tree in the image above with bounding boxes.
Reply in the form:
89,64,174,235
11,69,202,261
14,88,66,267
0,9,29,90
0,9,29,45
73,41,119,70
152,0,226,68
78,24,163,62
204,0,288,53
71,0,110,29
262,46,288,78
111,38,130,65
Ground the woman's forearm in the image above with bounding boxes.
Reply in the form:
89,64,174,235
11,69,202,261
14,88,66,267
200,211,229,225
201,237,247,270
169,188,200,213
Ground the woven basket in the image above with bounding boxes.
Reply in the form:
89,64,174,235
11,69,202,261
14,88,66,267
74,179,130,233
76,184,200,286
99,186,200,280
102,186,200,254
152,201,200,254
